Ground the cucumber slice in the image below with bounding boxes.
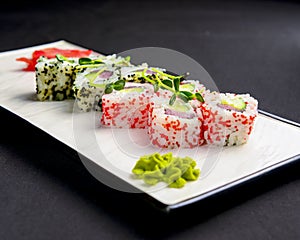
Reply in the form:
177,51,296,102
179,83,195,92
119,87,144,93
221,96,246,111
168,100,191,112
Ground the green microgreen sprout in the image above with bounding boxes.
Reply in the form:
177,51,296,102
148,68,205,105
104,79,126,94
169,94,177,105
75,57,104,70
195,92,204,102
104,66,205,105
76,55,204,106
112,79,126,90
141,69,156,85
56,54,75,63
115,56,131,66
125,56,131,62
79,57,103,65
151,68,183,80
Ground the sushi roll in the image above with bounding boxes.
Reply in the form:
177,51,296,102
74,54,132,111
200,92,258,146
35,56,80,101
101,82,154,128
74,66,120,111
148,96,204,149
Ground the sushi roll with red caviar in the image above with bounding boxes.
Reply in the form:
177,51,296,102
200,92,258,146
148,96,204,149
101,82,154,128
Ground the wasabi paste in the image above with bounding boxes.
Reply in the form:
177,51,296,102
132,152,200,188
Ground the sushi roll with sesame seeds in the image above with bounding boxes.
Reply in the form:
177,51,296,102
74,54,132,112
35,56,80,101
148,96,204,149
200,92,258,146
74,66,120,111
100,82,154,128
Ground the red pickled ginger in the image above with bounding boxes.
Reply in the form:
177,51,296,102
16,47,93,71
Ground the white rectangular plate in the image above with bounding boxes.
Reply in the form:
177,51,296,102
1,40,300,211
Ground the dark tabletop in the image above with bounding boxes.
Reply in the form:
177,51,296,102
1,0,300,239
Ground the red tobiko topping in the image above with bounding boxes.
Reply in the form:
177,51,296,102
16,47,93,71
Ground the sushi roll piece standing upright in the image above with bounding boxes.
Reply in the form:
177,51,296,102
148,96,204,149
74,65,120,111
101,82,154,128
200,92,258,146
74,54,132,111
35,56,81,101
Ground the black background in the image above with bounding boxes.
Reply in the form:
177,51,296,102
1,0,300,239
